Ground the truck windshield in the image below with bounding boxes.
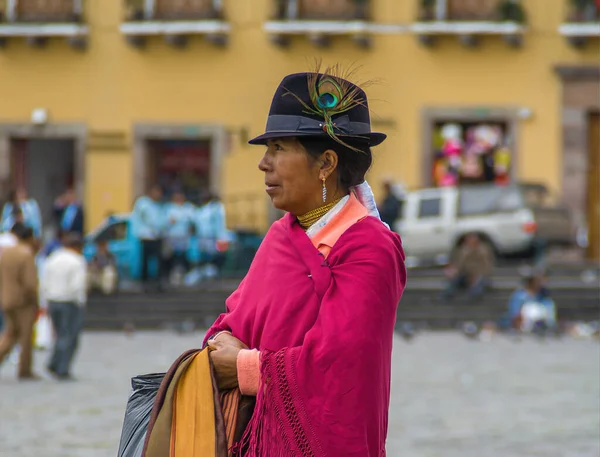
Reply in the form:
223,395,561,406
458,185,524,216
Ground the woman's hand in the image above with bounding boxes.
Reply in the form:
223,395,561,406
210,332,248,350
207,335,247,390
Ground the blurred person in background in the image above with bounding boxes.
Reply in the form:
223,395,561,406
131,184,167,292
0,224,39,380
53,188,85,236
42,229,66,258
42,233,88,380
378,179,404,228
508,271,556,333
1,188,42,238
195,191,228,277
0,224,20,332
441,232,494,302
164,189,195,284
88,238,118,295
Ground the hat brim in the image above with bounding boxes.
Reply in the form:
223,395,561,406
248,131,387,147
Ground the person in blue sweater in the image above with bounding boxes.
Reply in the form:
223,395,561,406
1,189,42,239
508,272,556,333
164,190,195,279
53,188,85,236
195,192,229,274
131,185,167,291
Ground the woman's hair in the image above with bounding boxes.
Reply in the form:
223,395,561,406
298,137,373,192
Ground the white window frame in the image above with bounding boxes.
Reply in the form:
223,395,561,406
142,0,223,20
5,0,83,22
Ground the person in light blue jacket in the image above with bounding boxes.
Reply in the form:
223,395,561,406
1,189,42,238
508,273,556,332
130,185,167,290
195,192,228,270
164,190,195,277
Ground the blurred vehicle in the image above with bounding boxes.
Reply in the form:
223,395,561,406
83,214,262,282
394,182,576,265
84,213,163,281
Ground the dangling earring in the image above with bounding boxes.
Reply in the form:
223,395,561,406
322,177,327,203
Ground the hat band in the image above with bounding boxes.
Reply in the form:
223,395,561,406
265,114,372,136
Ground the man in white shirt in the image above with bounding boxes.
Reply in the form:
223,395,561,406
42,233,88,380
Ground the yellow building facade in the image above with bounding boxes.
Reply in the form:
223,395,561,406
0,0,598,239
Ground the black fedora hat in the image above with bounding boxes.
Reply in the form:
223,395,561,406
249,72,386,147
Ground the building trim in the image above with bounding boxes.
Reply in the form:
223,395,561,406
132,123,227,200
120,20,230,36
264,20,409,35
411,21,525,35
420,107,522,187
554,65,600,81
0,23,89,37
0,122,87,199
558,23,600,37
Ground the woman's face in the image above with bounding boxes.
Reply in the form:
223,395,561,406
259,138,324,215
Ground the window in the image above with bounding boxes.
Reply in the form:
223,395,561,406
6,0,82,23
124,0,222,21
420,0,524,22
275,0,369,20
154,0,220,20
418,198,442,218
566,0,599,22
446,0,499,21
96,221,128,242
431,120,512,188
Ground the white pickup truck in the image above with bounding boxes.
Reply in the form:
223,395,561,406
393,182,576,265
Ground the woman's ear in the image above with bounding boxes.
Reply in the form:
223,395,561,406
320,149,339,179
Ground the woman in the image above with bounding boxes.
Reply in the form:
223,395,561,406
205,68,406,456
1,188,42,238
164,189,195,280
195,191,229,275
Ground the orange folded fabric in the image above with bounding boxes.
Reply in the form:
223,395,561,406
171,350,216,456
142,348,247,457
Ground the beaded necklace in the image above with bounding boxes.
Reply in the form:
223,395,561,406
297,197,343,230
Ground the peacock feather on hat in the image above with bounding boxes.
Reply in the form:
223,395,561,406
283,61,375,152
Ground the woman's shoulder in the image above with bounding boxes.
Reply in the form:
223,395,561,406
328,216,404,262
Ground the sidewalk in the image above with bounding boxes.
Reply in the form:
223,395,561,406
1,331,598,457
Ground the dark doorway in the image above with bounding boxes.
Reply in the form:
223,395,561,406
146,139,211,204
9,138,76,231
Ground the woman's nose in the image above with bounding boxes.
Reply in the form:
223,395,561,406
258,153,270,172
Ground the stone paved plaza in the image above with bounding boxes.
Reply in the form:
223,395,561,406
1,331,599,457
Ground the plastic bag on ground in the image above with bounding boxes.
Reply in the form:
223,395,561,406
117,372,165,457
35,312,54,350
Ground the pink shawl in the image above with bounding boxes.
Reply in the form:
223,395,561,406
204,213,406,456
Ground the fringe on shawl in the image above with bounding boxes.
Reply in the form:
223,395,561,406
232,349,323,457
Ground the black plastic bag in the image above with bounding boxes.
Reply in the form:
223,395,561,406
117,373,165,457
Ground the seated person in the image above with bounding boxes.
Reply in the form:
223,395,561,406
442,233,494,302
508,273,556,333
88,239,118,295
